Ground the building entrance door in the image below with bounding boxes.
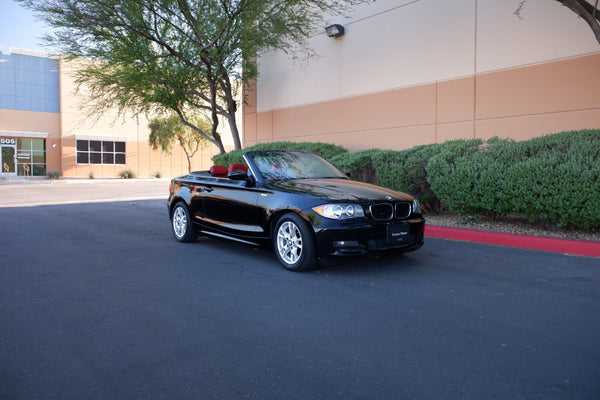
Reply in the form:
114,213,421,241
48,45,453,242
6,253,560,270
1,144,17,178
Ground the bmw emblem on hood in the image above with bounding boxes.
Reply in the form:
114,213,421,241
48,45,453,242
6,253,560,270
385,195,393,200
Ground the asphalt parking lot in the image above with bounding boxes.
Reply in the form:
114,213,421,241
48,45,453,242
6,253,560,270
1,180,599,400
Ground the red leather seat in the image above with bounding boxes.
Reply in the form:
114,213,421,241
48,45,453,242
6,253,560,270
228,163,248,174
209,165,228,177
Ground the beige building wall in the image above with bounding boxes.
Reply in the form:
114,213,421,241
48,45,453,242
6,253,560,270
59,58,235,178
245,0,600,151
1,47,240,179
0,109,61,170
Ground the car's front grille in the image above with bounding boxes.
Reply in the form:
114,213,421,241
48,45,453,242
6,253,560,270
395,202,411,219
369,204,393,221
368,202,412,221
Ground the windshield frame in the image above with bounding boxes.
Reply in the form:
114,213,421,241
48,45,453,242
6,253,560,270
243,150,347,183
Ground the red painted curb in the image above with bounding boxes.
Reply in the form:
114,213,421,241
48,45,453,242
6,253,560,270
425,225,600,257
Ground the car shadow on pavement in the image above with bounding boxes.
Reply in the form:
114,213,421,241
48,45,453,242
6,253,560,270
315,252,425,275
186,233,425,276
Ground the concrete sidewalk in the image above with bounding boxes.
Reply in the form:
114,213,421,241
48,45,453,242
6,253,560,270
0,178,169,207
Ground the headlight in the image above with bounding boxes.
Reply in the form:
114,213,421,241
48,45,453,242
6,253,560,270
412,199,421,214
312,204,364,219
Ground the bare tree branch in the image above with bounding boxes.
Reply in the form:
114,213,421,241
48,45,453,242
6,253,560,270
556,0,600,43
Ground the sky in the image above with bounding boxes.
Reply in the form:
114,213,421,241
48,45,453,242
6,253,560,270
0,0,54,53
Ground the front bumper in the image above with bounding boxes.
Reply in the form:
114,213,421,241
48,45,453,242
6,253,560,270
311,216,425,257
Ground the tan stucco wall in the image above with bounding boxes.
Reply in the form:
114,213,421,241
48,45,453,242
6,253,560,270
0,109,62,172
58,58,236,178
245,53,600,151
248,0,600,151
60,137,223,178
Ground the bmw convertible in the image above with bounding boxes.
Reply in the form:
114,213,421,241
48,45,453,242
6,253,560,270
168,150,425,271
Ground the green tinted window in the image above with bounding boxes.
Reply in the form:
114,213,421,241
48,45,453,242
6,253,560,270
32,151,46,163
18,138,32,148
32,139,45,151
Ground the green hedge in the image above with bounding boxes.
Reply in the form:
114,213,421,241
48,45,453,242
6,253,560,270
427,130,600,228
330,149,383,184
503,132,600,228
330,140,482,213
376,140,482,213
212,141,348,166
427,147,512,217
331,130,600,228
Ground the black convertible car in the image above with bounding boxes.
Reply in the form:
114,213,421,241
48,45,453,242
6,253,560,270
168,150,425,271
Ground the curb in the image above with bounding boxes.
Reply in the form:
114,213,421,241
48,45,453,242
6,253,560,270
426,225,600,257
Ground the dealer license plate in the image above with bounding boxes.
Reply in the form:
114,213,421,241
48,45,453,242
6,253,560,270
387,224,411,244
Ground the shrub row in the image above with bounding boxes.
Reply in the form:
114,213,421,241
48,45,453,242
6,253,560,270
427,130,600,228
332,130,600,228
330,139,483,213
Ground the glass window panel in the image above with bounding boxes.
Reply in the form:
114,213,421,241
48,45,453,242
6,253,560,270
18,138,32,149
32,139,45,151
90,140,101,152
33,164,46,176
115,153,126,164
77,152,89,164
2,146,16,172
89,152,101,164
115,142,126,153
17,151,31,162
102,141,114,152
77,140,88,151
32,151,46,163
17,163,33,176
103,153,114,164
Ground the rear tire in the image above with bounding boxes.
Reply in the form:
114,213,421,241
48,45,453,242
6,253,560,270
273,213,317,272
171,202,197,242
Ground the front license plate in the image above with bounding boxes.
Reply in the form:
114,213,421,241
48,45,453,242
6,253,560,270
387,224,411,244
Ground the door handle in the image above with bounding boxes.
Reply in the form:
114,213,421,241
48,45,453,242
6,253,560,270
204,186,214,193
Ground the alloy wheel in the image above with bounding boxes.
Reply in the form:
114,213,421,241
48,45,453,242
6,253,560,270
277,221,303,265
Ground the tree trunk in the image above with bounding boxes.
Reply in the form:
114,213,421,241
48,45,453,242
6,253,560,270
220,74,242,151
227,112,242,150
186,153,192,173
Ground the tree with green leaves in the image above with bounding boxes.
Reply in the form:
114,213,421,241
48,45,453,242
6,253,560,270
149,114,212,172
516,0,600,44
18,0,366,154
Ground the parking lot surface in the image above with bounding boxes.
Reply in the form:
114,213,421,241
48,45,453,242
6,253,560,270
1,181,599,399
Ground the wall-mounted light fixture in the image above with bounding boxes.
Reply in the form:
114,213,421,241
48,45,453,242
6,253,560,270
325,24,345,38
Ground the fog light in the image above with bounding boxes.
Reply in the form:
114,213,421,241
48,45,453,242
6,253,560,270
334,240,360,248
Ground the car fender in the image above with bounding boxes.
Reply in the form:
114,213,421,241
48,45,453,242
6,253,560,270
168,181,193,217
268,207,315,239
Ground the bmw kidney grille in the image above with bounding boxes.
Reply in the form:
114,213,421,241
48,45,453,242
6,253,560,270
369,202,412,221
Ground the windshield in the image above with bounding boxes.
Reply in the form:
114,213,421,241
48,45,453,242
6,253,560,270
247,151,347,182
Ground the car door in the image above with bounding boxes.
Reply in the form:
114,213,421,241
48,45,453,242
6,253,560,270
201,180,266,238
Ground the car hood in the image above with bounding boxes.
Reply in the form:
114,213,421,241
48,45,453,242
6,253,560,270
268,179,414,202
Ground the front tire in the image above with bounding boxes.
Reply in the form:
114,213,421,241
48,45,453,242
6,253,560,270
273,213,317,272
171,202,197,242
